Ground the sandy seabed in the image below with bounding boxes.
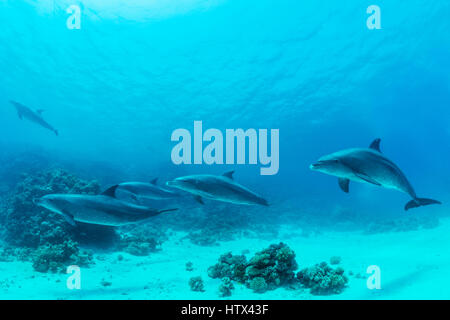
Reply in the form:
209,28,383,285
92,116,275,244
1,216,450,300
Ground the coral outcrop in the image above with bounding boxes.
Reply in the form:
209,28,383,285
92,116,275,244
0,169,115,272
189,276,205,292
297,262,348,295
208,243,298,293
218,277,234,297
207,252,247,282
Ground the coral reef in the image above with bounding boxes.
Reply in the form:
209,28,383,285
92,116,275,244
117,230,162,256
189,276,205,292
297,262,348,295
3,169,107,248
207,252,247,282
169,205,279,247
186,261,194,271
244,243,297,291
330,256,341,265
32,240,94,273
248,277,268,293
0,169,116,272
208,243,298,293
218,277,234,297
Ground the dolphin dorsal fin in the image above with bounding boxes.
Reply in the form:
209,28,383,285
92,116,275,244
369,138,382,153
101,185,119,198
223,171,234,180
150,178,158,185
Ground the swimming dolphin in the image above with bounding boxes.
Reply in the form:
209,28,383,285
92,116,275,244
166,171,269,206
34,185,178,226
115,178,181,202
10,100,59,136
310,138,441,211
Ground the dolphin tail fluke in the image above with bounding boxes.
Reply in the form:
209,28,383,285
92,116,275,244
405,198,442,211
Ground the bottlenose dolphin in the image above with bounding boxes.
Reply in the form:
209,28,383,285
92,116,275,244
10,100,58,136
166,171,269,206
310,138,441,211
115,178,181,202
34,185,178,226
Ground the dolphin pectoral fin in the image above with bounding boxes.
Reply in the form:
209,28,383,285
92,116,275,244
61,211,76,226
355,173,382,186
150,178,158,185
194,196,205,205
405,198,442,211
338,178,350,193
223,171,235,180
101,185,119,198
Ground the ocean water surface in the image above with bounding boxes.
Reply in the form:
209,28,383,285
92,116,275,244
0,0,449,299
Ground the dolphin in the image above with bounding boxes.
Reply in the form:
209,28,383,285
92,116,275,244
115,178,182,203
310,138,441,211
10,100,59,136
166,171,269,206
34,185,178,226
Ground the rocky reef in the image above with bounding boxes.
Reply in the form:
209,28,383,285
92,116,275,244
208,243,349,296
208,243,298,293
0,169,116,272
218,277,234,297
189,276,205,292
31,240,94,273
207,252,248,282
297,262,348,295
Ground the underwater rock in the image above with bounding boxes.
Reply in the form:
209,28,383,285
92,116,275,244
218,277,235,297
244,242,297,292
117,228,164,256
296,262,348,295
0,169,116,273
186,261,194,272
208,243,298,293
31,240,94,273
189,276,205,292
207,252,248,282
248,277,268,293
2,169,113,248
329,256,341,265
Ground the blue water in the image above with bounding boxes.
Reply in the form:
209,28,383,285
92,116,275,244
0,0,449,299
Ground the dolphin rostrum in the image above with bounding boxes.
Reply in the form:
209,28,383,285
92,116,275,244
115,178,181,203
10,100,59,136
34,185,178,226
310,138,441,211
166,171,269,206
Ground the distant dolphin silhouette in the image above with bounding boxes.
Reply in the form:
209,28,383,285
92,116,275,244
10,100,58,136
310,138,441,211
